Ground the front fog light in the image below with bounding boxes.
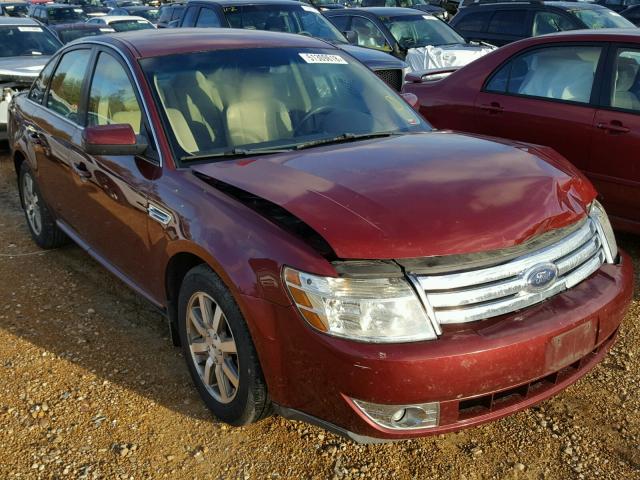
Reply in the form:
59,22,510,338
352,398,439,430
589,200,618,263
283,267,437,343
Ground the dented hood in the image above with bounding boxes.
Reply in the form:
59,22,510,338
191,132,596,260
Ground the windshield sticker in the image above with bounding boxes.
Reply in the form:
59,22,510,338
18,26,43,32
422,15,437,20
100,28,115,32
299,53,347,64
301,5,319,13
137,20,147,23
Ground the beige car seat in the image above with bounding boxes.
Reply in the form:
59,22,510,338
226,73,293,146
612,57,640,111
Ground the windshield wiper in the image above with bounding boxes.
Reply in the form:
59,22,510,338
180,147,294,163
291,132,404,151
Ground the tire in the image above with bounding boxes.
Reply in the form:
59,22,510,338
18,162,67,249
178,264,271,425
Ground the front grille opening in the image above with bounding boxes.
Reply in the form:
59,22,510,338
374,69,402,91
456,329,617,422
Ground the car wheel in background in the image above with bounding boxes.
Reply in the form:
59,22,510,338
18,162,67,249
178,264,272,425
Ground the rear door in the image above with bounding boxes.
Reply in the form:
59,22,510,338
28,47,94,229
590,44,640,228
474,43,605,174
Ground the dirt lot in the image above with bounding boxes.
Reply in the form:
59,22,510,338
0,150,639,480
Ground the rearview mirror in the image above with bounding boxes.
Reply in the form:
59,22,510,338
400,92,419,109
343,30,358,44
83,124,148,156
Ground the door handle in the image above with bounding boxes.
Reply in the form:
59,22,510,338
72,162,92,179
596,121,630,134
480,102,504,113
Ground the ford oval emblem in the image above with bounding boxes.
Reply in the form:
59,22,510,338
524,263,558,292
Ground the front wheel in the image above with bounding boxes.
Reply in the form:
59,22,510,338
178,265,271,425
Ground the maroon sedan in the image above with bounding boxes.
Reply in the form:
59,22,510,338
403,29,640,236
9,29,631,441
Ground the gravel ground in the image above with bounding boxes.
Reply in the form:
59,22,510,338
0,150,639,480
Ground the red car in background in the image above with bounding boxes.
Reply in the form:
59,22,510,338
404,29,640,235
8,29,632,442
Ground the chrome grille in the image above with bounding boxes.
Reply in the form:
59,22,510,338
415,219,606,324
374,69,403,91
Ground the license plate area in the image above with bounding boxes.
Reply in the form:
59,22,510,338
545,319,596,373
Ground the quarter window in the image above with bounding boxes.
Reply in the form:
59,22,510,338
46,49,91,122
485,45,602,104
195,8,221,27
29,58,57,104
453,11,492,32
610,48,640,111
87,52,143,134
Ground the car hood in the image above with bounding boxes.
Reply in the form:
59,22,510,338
0,56,50,81
191,132,595,260
338,44,406,70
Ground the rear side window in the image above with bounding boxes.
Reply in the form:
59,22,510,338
453,10,491,32
46,49,92,122
610,48,640,111
181,6,199,26
195,7,221,27
29,58,57,104
485,45,602,104
487,10,528,36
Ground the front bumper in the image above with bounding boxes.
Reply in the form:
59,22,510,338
241,251,632,441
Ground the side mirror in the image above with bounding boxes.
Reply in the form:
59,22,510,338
400,92,419,109
343,30,358,44
83,124,148,156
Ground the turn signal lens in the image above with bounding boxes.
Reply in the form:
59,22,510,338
283,267,437,343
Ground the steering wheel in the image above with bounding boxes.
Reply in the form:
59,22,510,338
294,105,336,135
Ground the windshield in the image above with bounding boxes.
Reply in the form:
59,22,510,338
0,26,61,56
47,7,86,24
381,14,465,49
224,5,347,43
570,8,635,28
142,47,428,163
3,4,29,16
109,19,154,31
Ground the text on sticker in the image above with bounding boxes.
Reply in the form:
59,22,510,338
299,53,348,64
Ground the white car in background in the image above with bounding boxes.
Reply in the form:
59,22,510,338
86,15,155,32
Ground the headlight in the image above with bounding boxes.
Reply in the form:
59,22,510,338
589,200,618,264
283,267,437,343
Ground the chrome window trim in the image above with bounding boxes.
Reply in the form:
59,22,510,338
69,39,165,168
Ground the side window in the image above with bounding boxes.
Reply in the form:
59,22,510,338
181,6,199,26
487,10,528,36
351,17,388,50
532,12,576,36
327,15,350,33
171,6,185,21
29,58,57,104
87,52,143,134
46,49,91,122
485,45,602,104
454,11,491,32
195,8,221,27
610,48,640,111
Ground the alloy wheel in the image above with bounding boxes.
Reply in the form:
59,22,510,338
186,292,240,404
22,173,42,236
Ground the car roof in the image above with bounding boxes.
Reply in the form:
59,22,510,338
518,27,640,43
51,22,103,30
120,5,157,9
0,16,40,25
464,0,609,9
78,27,334,58
325,7,426,15
41,3,82,8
